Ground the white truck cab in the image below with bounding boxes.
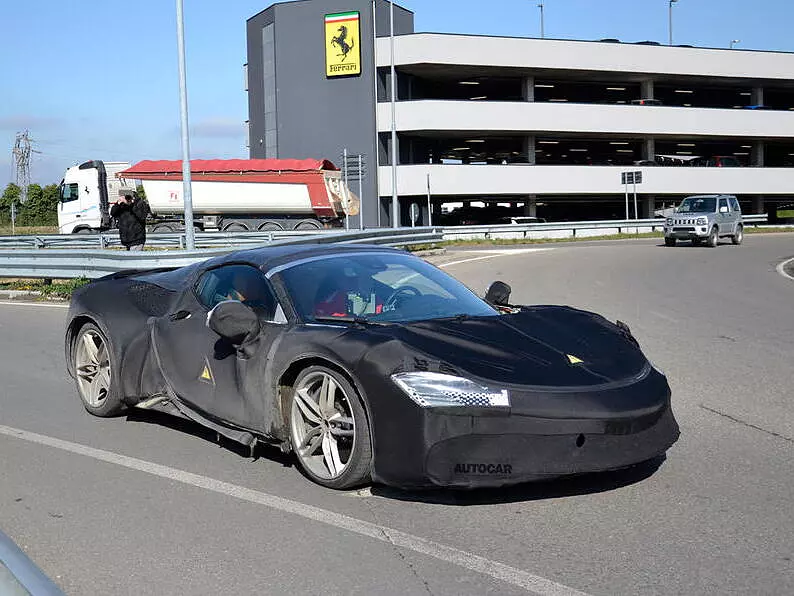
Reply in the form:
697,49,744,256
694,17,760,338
58,161,133,233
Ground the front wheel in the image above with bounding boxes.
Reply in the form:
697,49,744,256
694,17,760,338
707,226,719,248
289,366,372,489
73,323,124,417
664,237,676,247
732,225,743,245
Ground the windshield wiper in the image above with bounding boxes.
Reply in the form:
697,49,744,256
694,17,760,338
312,315,392,326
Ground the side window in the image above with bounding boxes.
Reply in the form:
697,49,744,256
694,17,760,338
719,198,729,212
196,265,278,319
730,197,741,212
60,183,79,203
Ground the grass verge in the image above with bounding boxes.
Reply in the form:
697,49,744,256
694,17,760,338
0,226,59,236
0,277,89,300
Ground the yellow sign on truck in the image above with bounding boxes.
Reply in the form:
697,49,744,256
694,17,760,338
325,11,361,77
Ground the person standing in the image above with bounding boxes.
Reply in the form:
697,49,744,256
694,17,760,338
111,191,151,251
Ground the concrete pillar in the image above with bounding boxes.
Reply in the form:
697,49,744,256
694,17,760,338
642,195,656,219
752,87,764,107
641,80,654,100
752,141,765,167
523,76,535,102
524,135,537,164
644,138,656,162
524,195,538,217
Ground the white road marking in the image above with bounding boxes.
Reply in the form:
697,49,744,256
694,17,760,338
0,301,69,309
0,424,588,596
776,257,794,282
440,249,552,269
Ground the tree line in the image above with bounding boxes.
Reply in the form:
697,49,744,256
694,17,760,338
1,183,60,227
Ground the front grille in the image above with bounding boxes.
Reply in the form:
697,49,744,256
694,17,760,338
673,227,696,232
675,218,698,225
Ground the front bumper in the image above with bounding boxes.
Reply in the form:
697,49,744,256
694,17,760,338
664,226,710,240
368,369,680,489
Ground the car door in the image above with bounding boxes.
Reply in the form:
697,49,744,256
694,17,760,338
729,197,741,232
152,263,285,430
718,197,730,235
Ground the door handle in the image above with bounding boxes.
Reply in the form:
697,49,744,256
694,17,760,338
168,310,192,321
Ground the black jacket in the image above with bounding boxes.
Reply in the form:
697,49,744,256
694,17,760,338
111,198,150,247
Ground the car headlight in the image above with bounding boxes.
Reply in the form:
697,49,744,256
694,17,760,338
666,218,673,225
391,372,510,408
697,217,707,225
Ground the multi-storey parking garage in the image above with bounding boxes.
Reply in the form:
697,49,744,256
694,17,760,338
247,0,794,225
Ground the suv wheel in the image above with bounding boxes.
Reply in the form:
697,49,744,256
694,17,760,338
732,225,743,245
664,237,676,247
692,238,702,246
707,226,718,248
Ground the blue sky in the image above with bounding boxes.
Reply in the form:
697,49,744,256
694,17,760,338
2,0,792,187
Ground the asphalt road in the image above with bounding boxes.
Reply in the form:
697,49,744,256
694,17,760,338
1,235,793,595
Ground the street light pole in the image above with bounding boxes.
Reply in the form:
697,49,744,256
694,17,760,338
538,2,545,39
389,1,399,228
175,0,195,250
668,0,678,46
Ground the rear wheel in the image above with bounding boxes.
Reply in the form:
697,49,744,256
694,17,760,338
258,221,283,231
664,237,676,247
294,219,323,231
732,225,743,245
289,366,371,489
223,223,249,232
707,226,719,248
73,323,124,417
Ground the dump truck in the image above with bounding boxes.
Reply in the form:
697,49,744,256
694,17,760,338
57,158,359,234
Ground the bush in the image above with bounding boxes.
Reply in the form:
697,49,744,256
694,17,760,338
1,183,60,227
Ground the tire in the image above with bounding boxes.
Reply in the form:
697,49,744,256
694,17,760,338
223,223,249,232
294,219,323,231
707,226,718,248
732,225,743,245
691,238,701,246
664,237,676,247
73,323,124,417
75,228,93,234
289,366,372,489
152,224,175,233
258,221,283,231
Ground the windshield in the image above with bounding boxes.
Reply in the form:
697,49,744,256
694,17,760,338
677,197,716,213
278,253,498,323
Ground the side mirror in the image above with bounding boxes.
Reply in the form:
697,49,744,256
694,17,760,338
485,281,512,306
207,300,260,344
719,206,729,213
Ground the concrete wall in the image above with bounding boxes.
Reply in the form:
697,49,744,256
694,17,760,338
247,0,413,227
379,164,794,197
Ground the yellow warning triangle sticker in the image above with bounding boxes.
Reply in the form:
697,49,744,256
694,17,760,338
566,354,584,365
199,359,214,384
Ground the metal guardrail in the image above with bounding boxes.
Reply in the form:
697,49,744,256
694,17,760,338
0,228,443,279
442,214,770,240
0,530,64,595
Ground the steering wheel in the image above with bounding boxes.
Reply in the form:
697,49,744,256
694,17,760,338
383,286,422,312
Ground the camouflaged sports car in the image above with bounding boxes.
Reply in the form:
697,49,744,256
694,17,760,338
65,244,679,489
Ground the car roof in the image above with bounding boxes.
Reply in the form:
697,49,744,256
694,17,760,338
208,242,404,273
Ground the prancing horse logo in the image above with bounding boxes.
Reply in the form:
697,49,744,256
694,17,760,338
331,25,355,61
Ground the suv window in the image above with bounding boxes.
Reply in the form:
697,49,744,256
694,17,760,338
195,264,277,319
719,198,729,211
730,197,741,212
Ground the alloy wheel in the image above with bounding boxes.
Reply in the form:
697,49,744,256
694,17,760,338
290,371,356,480
75,329,112,408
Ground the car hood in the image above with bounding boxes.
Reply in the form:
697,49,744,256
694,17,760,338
387,306,649,388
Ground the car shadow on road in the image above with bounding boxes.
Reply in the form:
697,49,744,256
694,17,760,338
369,456,666,505
124,409,294,467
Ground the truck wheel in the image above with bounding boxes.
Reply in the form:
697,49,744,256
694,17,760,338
707,226,719,248
295,220,322,231
152,224,175,233
664,237,676,247
75,228,93,234
732,225,743,245
224,223,249,232
259,221,283,231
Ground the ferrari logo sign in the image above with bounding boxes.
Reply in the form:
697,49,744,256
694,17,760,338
199,359,214,385
566,354,584,365
325,11,361,77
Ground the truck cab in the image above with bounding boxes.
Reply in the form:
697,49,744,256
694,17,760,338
58,161,133,233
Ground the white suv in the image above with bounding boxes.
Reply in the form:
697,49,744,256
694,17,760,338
664,195,743,247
